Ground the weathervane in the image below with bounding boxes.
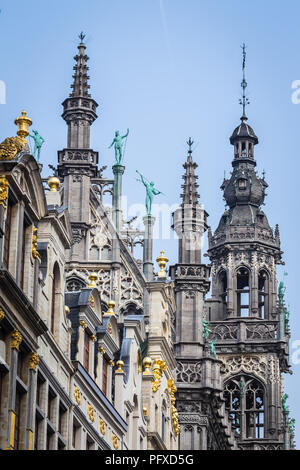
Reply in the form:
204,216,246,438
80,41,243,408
79,31,85,43
239,43,250,120
187,137,194,155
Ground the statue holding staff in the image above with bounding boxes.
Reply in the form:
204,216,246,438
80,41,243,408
29,130,45,162
136,170,163,215
108,128,129,164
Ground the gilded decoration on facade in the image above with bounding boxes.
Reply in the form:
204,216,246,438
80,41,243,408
74,386,82,405
0,136,26,160
152,359,167,392
29,352,39,371
99,418,106,435
11,330,22,350
168,379,180,436
88,404,95,422
112,433,119,450
32,226,41,262
0,175,9,210
0,308,5,322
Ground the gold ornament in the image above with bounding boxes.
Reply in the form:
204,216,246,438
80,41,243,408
29,352,39,372
142,357,152,375
74,386,82,405
32,226,41,262
65,306,70,315
89,295,95,309
88,272,98,288
168,379,180,436
107,323,112,334
104,300,115,316
11,330,22,350
80,320,87,329
47,176,60,192
14,110,32,141
115,360,124,374
143,406,148,416
156,250,169,278
0,175,9,210
0,136,26,161
109,360,114,367
152,359,167,393
99,346,105,354
99,418,106,435
112,433,119,450
91,334,97,342
88,404,95,422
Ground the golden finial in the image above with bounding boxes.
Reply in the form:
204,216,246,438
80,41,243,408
88,272,98,288
104,300,115,316
143,357,152,375
109,360,115,367
115,360,124,374
48,176,60,192
14,110,32,141
65,305,70,315
143,406,148,416
156,250,169,278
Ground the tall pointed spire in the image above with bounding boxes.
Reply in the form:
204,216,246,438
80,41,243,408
239,43,249,122
180,138,200,207
61,33,98,150
70,32,91,98
58,34,99,179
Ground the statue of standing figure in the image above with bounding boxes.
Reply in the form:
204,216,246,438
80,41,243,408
136,170,163,215
29,130,45,162
108,128,129,164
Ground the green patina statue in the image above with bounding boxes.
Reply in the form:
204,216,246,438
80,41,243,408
108,128,129,164
282,393,289,412
29,130,45,162
202,317,211,340
285,306,290,322
278,281,286,299
208,338,217,358
136,170,163,215
289,418,296,437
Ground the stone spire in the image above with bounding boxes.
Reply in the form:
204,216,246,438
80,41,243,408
60,33,98,150
180,138,200,207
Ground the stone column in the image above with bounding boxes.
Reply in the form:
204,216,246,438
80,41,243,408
7,330,22,449
114,361,125,418
143,215,156,281
112,164,125,233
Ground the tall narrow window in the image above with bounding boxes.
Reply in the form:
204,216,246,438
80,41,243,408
14,389,22,449
258,270,268,319
3,201,12,269
20,221,27,290
224,376,265,440
237,268,250,317
50,264,60,335
218,270,227,317
102,356,109,396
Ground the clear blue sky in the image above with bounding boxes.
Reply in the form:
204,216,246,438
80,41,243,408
1,0,299,448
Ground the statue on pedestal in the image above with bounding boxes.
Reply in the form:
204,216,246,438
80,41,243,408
136,170,162,215
109,128,129,164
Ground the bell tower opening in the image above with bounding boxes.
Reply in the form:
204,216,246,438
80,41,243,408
236,267,250,317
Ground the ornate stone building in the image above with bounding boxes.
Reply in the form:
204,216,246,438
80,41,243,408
171,78,294,449
0,36,294,451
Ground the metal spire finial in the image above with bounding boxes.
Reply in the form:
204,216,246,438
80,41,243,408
187,137,194,156
239,43,250,121
78,31,86,44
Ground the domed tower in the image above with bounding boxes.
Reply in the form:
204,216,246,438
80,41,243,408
206,45,291,449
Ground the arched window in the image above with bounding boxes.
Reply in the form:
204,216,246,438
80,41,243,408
50,263,60,335
258,270,269,319
224,376,265,439
236,267,250,317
